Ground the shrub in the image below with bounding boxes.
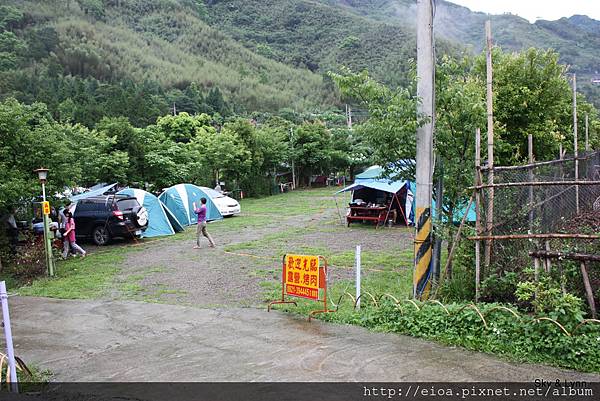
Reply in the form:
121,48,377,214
480,272,520,304
516,274,585,329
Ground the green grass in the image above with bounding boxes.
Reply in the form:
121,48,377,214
16,247,128,299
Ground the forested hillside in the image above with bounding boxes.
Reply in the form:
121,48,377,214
316,0,600,106
1,0,599,123
205,0,460,90
0,0,336,127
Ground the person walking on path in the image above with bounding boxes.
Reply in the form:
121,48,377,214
193,197,216,249
62,210,86,258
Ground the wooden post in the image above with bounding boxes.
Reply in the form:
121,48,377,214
559,261,566,294
528,134,535,231
475,128,482,302
573,74,579,215
580,261,597,319
432,158,444,282
585,113,589,152
527,134,538,273
544,240,551,273
484,20,495,270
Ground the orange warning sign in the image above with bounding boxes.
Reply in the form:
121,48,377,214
284,254,319,300
268,254,335,321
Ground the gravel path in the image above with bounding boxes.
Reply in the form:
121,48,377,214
114,197,414,306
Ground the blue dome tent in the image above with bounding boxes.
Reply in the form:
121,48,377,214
117,188,184,237
159,184,223,227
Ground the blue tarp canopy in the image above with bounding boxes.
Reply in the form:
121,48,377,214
159,184,223,227
69,183,117,202
335,180,408,195
335,178,415,224
117,188,184,237
337,164,475,224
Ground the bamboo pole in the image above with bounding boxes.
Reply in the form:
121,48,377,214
573,74,580,214
585,113,589,152
469,233,600,240
529,250,600,262
528,134,535,233
580,261,597,319
475,128,482,302
437,192,476,294
480,154,590,171
484,20,495,270
470,180,600,190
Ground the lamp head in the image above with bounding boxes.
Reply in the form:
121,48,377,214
34,168,49,182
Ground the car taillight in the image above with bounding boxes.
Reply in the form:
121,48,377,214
112,210,124,220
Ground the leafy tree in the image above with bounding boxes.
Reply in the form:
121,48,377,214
156,112,216,143
329,67,422,179
0,99,79,210
194,128,251,186
95,117,145,184
435,55,486,221
475,48,571,163
292,122,333,186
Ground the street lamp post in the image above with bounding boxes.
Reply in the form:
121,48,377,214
34,168,54,276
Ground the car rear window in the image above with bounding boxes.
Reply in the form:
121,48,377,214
116,198,139,211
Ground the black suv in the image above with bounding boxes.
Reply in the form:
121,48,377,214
71,195,148,245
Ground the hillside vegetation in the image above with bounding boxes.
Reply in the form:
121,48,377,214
0,0,336,123
205,0,460,90
317,0,600,106
1,0,599,119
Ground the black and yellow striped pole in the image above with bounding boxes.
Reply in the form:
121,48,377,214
414,207,433,298
414,0,434,299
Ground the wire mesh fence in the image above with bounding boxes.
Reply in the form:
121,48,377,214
479,151,600,276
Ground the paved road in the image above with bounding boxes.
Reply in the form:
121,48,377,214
6,297,600,382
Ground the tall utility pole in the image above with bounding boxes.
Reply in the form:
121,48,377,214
414,0,435,299
484,20,495,269
573,74,579,214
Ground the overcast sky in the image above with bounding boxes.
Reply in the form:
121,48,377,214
448,0,600,23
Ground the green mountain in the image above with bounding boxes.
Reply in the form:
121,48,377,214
204,0,460,89
0,0,336,120
1,0,599,119
312,0,600,105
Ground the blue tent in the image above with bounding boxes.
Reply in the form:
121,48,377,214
117,188,184,237
159,184,223,227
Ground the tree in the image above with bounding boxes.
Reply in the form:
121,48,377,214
475,48,571,163
95,117,145,184
435,55,486,222
329,67,423,179
156,112,216,143
292,122,333,186
194,129,251,186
